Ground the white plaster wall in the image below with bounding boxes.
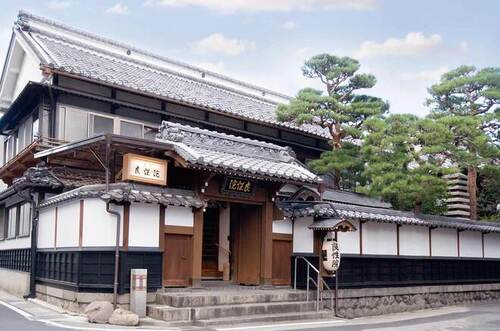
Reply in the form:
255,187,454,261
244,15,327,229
56,200,80,248
0,268,30,297
363,222,397,255
432,228,458,257
337,219,360,254
399,225,429,256
164,206,193,227
38,208,56,249
272,219,292,234
484,233,500,258
128,203,159,247
293,217,314,253
460,231,482,258
13,48,42,100
82,199,123,247
0,236,31,250
218,206,230,271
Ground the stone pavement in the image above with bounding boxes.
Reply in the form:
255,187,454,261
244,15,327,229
0,289,197,330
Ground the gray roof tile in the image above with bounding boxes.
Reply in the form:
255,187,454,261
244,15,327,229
157,121,320,183
16,12,329,138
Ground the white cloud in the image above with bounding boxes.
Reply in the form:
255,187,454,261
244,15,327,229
192,33,255,56
144,0,377,13
355,32,443,58
106,3,131,15
46,0,73,9
402,66,448,82
281,21,297,30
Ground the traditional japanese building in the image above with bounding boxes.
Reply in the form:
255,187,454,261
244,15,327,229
0,11,498,323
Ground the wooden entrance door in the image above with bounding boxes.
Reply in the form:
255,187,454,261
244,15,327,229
232,204,261,285
202,208,221,278
163,233,192,287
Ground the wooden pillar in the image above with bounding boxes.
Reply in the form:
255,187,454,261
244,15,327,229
482,232,485,258
457,229,461,257
122,204,130,250
396,224,401,256
159,206,165,252
78,200,84,248
192,208,204,288
260,200,273,286
359,221,364,255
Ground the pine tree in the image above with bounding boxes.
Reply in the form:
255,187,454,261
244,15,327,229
277,54,388,189
359,114,451,214
426,66,500,219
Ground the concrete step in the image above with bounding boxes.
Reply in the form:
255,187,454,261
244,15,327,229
192,300,318,320
146,304,191,322
157,290,308,307
194,310,335,327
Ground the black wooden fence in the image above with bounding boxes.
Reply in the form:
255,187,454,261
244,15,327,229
292,254,500,289
0,248,31,272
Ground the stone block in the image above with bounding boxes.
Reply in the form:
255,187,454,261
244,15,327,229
84,301,114,324
108,308,139,326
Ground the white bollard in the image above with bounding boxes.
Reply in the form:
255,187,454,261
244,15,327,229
130,269,147,317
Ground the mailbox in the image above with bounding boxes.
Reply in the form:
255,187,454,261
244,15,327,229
130,269,147,317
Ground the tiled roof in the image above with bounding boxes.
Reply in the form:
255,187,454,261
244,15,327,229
38,182,203,209
157,121,320,183
323,189,392,208
16,11,329,138
288,202,500,233
12,165,105,189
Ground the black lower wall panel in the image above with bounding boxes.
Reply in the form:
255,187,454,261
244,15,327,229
36,249,162,293
0,248,31,272
292,254,500,289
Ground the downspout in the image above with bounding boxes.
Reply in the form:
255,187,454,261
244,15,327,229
105,201,121,309
12,186,38,299
101,136,121,308
26,194,38,298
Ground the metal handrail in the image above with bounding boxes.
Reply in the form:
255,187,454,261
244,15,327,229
293,256,335,313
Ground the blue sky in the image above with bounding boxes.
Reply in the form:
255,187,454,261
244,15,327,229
0,0,498,116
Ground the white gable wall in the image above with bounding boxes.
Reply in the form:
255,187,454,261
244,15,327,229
128,203,159,247
0,36,42,107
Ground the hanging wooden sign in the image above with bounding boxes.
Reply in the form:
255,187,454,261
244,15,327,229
122,153,167,186
221,176,255,196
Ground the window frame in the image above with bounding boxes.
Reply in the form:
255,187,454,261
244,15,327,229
88,112,116,137
118,118,145,138
18,203,31,238
6,205,18,239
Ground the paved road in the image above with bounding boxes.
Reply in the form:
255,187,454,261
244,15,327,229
1,298,500,331
211,302,500,331
282,302,500,331
0,303,69,331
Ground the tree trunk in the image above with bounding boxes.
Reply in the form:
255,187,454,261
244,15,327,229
331,127,342,190
414,201,422,214
468,166,477,220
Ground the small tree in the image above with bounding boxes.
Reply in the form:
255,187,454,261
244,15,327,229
277,54,388,189
360,114,451,214
427,65,500,219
